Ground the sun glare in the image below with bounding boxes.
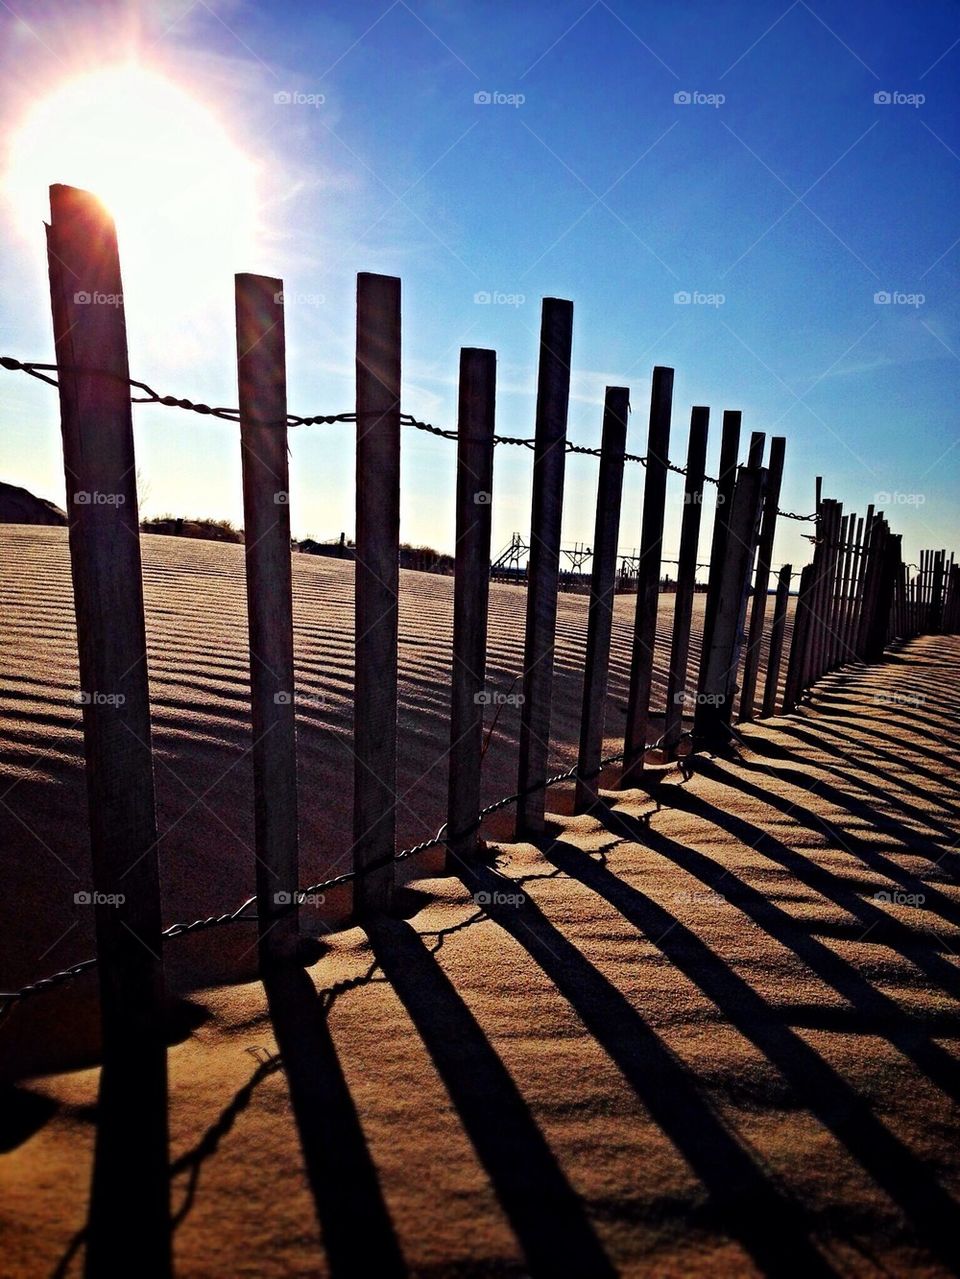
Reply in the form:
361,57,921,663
4,65,258,315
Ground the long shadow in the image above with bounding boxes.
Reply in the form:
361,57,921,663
366,915,617,1278
665,771,960,1004
798,703,960,777
589,801,960,1105
263,962,407,1277
799,714,960,807
730,759,960,915
513,839,960,1273
692,751,960,904
745,720,960,837
746,721,960,822
451,866,836,1276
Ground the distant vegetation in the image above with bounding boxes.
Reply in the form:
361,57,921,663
141,516,243,543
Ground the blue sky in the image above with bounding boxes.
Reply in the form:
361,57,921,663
1,0,958,571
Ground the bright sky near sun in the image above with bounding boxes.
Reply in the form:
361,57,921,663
0,0,958,570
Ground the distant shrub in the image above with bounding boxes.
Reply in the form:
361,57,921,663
142,516,243,543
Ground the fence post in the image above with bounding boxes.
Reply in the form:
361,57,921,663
516,298,573,837
662,407,709,754
864,528,898,662
446,348,497,865
850,505,874,657
574,386,629,814
46,184,170,1275
697,463,766,749
695,409,741,734
621,366,673,784
761,563,792,717
354,273,401,910
930,550,946,632
838,513,861,662
857,513,884,659
783,562,815,712
738,435,785,720
236,274,300,963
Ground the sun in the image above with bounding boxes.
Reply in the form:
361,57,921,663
4,64,258,319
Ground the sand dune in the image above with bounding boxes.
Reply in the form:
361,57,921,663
2,623,959,1274
0,524,792,1026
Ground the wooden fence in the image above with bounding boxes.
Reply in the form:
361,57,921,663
14,182,960,1267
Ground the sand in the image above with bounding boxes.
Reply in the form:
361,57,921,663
5,527,960,1275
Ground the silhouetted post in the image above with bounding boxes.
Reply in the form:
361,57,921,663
931,550,946,632
698,463,765,749
695,409,741,734
836,513,857,662
865,529,899,662
516,298,573,837
805,499,836,685
850,505,874,658
738,436,785,720
842,514,865,660
46,184,170,1276
747,431,765,467
354,273,401,909
857,513,884,659
761,564,792,717
783,563,815,712
824,503,845,672
662,407,709,753
574,387,629,813
236,273,300,963
621,366,673,783
446,349,497,865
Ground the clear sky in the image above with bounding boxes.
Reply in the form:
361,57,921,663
1,0,958,572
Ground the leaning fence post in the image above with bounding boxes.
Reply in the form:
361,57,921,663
236,273,300,963
761,563,792,717
662,407,709,753
621,366,673,784
930,550,946,632
354,273,401,910
695,409,741,735
46,183,170,1275
697,463,766,750
783,562,815,712
516,298,573,838
446,349,497,866
574,386,629,813
738,436,785,720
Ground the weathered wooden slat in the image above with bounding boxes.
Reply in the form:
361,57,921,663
761,563,792,717
738,436,785,720
516,298,573,837
621,366,673,783
695,409,741,735
354,273,401,910
662,407,709,753
46,183,170,1276
574,387,629,813
446,348,497,865
236,273,299,962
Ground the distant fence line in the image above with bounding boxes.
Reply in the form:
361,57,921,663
3,181,959,1272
